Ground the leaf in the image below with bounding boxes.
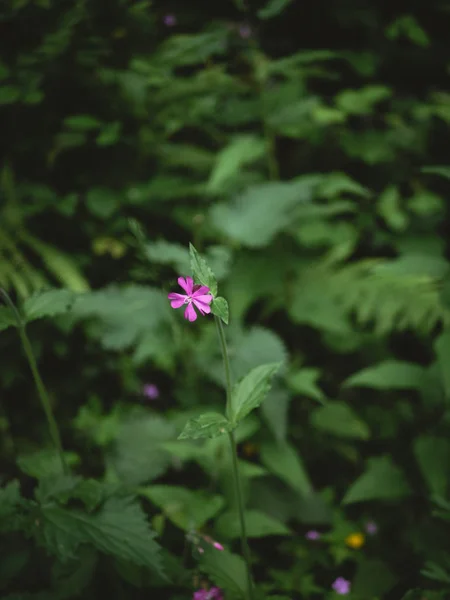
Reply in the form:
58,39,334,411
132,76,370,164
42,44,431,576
422,166,450,179
139,486,224,531
311,402,370,440
36,496,164,575
23,289,75,322
0,481,23,531
86,188,120,219
64,115,101,130
189,243,218,296
434,331,450,400
261,388,290,443
353,559,398,597
413,436,450,497
215,509,290,539
260,442,313,496
209,177,317,248
0,306,16,332
17,450,80,479
109,414,176,485
211,296,229,324
343,456,411,504
344,360,426,390
207,135,266,193
258,0,293,19
199,546,248,600
230,363,281,425
178,413,233,440
287,368,326,404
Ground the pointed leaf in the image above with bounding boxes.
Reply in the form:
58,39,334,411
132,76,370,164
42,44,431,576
260,442,313,496
311,402,370,440
200,546,248,600
344,360,425,390
36,496,164,575
211,296,229,324
139,485,224,530
230,363,281,425
23,289,76,322
343,456,411,504
189,243,217,296
178,413,232,440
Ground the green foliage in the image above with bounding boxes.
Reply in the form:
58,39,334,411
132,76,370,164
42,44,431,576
343,456,412,504
2,0,450,597
230,363,281,425
178,413,233,440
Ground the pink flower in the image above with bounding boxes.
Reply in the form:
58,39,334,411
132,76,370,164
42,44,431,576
193,587,223,600
332,577,351,595
168,277,213,322
163,14,176,26
142,383,159,400
305,530,321,540
365,520,378,535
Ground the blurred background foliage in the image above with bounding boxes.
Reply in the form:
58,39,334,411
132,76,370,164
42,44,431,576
1,0,450,598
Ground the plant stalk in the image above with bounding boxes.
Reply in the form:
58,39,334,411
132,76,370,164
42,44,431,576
0,289,68,474
215,316,254,600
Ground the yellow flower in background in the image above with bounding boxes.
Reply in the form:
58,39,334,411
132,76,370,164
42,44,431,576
92,237,126,259
345,532,365,549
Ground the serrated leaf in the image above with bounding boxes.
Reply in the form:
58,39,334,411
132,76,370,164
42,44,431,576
422,166,450,179
109,414,176,485
260,442,313,496
212,296,229,324
189,243,217,296
215,509,290,539
343,456,411,504
17,449,80,479
23,289,75,322
311,402,370,440
36,496,164,575
344,360,426,390
209,177,317,248
178,413,233,440
230,363,281,425
413,436,450,497
139,486,224,530
199,546,248,599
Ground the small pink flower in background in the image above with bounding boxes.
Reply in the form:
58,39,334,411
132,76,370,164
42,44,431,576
239,24,252,39
142,383,159,400
365,520,378,535
332,577,351,595
193,587,223,600
305,530,321,540
163,14,176,26
168,277,213,322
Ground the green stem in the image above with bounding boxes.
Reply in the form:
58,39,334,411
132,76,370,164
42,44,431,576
214,316,254,600
0,289,68,474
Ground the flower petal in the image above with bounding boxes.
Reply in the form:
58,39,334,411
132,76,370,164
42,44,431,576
193,299,211,315
184,303,197,321
192,293,213,305
178,276,193,295
192,285,210,297
168,292,187,309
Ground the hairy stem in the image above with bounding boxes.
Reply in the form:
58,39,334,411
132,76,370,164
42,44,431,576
215,316,254,600
0,289,67,474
